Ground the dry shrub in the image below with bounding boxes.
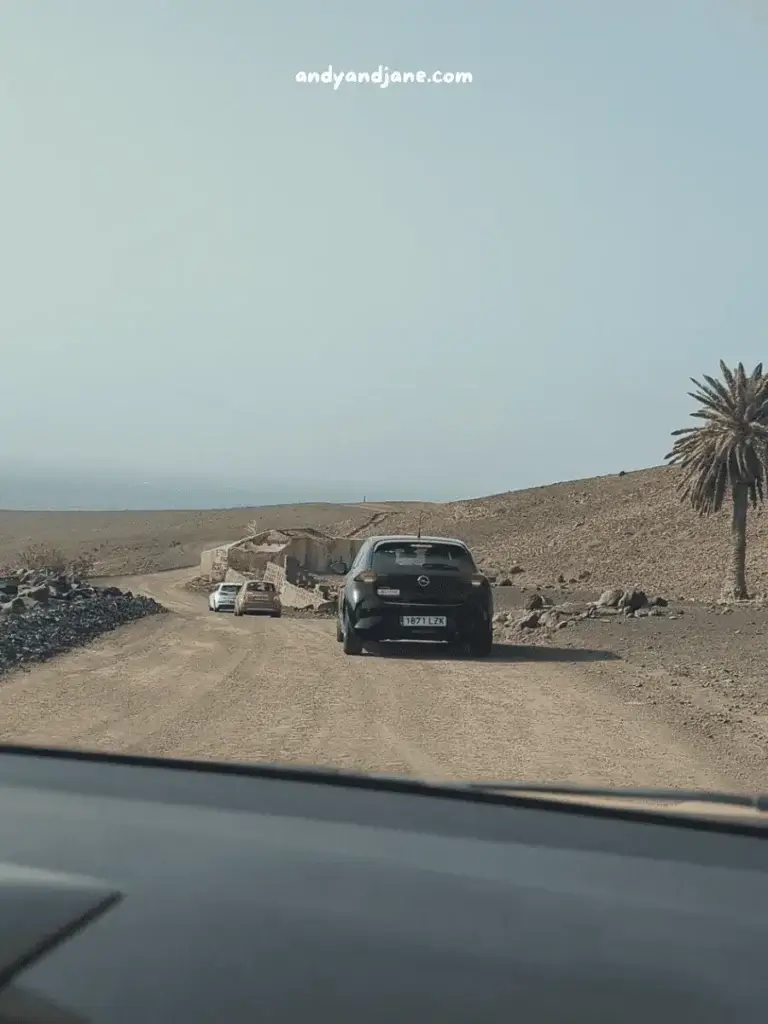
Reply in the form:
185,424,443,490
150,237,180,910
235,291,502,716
15,544,95,577
68,552,95,578
16,543,68,572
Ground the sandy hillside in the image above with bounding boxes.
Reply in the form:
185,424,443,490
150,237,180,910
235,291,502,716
2,468,768,790
0,501,426,576
1,465,767,601
353,466,768,603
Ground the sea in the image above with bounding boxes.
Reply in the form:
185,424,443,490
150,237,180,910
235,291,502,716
0,469,360,512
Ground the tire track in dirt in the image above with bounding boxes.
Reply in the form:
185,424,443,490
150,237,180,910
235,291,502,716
0,567,749,791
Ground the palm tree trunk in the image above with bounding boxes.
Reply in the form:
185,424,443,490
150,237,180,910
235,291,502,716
721,482,749,601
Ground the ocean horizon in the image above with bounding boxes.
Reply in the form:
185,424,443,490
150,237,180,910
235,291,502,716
0,470,370,512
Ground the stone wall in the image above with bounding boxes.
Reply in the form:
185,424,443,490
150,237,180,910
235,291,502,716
201,534,361,589
283,536,361,573
263,562,285,588
262,560,329,609
200,543,236,580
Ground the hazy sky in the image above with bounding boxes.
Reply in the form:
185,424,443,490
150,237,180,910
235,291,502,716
1,1,767,502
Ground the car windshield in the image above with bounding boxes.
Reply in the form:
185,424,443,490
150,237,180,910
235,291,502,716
0,5,763,820
372,543,474,572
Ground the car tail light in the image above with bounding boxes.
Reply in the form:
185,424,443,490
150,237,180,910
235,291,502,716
470,573,487,587
355,570,377,584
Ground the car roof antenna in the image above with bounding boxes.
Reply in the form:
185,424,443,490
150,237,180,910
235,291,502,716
417,512,423,539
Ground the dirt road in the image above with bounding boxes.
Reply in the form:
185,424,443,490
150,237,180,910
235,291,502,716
0,568,750,790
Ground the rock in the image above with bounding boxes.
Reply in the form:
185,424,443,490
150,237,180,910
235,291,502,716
597,588,623,608
313,600,336,615
650,596,668,607
492,612,511,625
509,566,524,575
557,574,565,584
524,594,544,611
618,590,648,612
648,606,666,617
498,577,512,587
555,601,591,616
0,569,167,675
517,612,541,629
539,609,560,628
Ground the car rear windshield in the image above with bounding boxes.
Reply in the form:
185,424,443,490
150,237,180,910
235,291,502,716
220,585,240,593
371,542,475,572
246,582,275,592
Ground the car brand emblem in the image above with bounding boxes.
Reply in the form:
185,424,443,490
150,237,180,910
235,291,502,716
417,575,430,587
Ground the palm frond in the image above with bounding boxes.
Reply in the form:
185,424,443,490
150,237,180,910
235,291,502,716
665,361,768,514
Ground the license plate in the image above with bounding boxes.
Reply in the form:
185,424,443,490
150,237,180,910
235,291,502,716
401,615,447,627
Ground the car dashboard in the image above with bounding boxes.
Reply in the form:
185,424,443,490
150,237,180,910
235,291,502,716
0,746,765,1022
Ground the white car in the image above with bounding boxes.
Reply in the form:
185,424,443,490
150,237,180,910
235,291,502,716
208,583,240,612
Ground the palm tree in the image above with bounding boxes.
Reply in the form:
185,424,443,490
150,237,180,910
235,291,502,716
665,360,768,602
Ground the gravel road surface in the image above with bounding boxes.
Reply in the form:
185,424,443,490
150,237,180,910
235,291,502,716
0,568,749,790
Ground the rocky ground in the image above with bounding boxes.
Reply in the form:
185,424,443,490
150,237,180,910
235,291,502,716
0,569,166,674
0,503,409,578
6,465,768,604
4,466,768,775
352,466,768,604
489,578,768,778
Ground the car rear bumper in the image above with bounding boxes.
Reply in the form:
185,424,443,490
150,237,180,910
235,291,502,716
352,602,490,642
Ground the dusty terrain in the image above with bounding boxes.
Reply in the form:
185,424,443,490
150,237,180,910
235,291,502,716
1,464,768,791
1,565,764,793
4,465,768,602
0,501,422,577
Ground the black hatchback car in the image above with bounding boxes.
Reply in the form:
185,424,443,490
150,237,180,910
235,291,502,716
336,535,493,656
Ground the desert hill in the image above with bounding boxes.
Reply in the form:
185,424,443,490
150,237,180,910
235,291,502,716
1,467,766,601
352,466,768,602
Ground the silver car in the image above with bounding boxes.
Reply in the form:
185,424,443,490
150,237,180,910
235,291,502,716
208,583,240,612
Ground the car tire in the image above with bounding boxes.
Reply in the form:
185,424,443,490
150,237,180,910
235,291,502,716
468,627,493,658
271,612,281,618
342,608,363,656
